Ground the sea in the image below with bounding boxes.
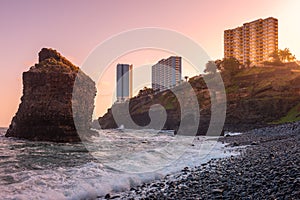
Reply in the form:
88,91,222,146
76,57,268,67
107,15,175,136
0,127,240,200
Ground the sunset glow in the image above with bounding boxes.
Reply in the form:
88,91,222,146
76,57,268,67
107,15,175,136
1,0,300,126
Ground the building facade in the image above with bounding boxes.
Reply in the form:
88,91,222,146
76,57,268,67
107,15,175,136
116,64,133,102
224,17,278,65
152,56,182,91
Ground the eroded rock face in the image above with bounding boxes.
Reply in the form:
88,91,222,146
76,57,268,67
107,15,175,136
99,64,300,134
6,48,96,142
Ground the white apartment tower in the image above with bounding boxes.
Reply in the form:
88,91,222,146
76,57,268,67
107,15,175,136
152,56,182,91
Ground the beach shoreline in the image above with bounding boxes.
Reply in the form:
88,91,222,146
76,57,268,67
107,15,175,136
104,122,300,199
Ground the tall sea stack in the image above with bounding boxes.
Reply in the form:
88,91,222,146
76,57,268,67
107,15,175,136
5,48,96,142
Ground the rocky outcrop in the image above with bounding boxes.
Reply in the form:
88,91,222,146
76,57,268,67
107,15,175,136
6,48,96,142
99,64,300,134
99,82,213,136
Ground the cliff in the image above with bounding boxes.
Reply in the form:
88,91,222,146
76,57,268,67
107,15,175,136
6,48,96,142
99,63,300,134
223,64,300,131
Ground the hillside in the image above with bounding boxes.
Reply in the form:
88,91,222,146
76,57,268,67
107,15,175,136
223,63,300,130
99,63,300,135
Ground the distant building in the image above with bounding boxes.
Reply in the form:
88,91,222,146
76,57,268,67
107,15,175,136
116,64,132,102
152,56,182,91
224,17,278,65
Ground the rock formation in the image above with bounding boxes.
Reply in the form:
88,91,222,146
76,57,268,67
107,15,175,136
99,82,212,136
6,48,96,142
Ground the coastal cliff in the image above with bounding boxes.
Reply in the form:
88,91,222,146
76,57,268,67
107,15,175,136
99,63,300,134
6,48,96,142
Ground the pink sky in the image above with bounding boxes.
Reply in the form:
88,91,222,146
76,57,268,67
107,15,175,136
0,0,300,127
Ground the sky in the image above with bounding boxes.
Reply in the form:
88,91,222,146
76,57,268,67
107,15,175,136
0,0,300,127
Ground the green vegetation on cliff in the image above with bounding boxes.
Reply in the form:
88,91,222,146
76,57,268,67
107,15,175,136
99,62,300,133
273,103,300,124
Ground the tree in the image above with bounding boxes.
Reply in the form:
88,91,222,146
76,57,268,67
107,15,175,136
184,76,189,82
269,48,296,64
223,57,240,76
138,87,154,96
279,48,296,62
204,61,217,74
269,50,281,63
214,59,223,71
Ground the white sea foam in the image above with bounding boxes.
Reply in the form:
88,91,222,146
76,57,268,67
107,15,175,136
0,128,239,199
225,131,244,136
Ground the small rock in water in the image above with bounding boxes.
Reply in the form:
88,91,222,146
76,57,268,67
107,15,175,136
182,167,190,172
104,193,110,199
232,142,239,146
110,195,120,199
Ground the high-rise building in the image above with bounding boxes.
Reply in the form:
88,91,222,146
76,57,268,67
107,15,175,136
116,64,132,102
224,17,278,65
152,56,182,91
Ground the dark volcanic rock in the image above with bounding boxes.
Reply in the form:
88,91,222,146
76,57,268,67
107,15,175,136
5,48,96,142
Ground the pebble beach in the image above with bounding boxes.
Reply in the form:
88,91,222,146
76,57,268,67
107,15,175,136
107,122,300,199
